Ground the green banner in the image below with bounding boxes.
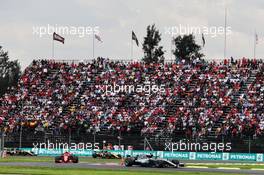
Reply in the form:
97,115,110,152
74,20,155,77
196,152,222,160
129,150,157,157
229,153,257,161
163,151,190,159
19,148,264,162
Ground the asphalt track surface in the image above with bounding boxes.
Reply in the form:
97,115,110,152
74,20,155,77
0,162,264,175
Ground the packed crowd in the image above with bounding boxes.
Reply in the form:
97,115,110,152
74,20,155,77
218,69,264,138
0,58,263,139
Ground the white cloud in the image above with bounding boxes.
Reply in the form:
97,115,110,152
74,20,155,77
0,0,263,70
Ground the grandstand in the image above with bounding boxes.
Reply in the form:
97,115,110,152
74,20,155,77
0,57,263,152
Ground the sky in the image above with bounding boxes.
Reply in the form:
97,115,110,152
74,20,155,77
0,0,264,70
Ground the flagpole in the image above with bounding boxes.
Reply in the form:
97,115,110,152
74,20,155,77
131,34,133,59
93,30,95,59
224,5,227,59
254,29,256,59
170,37,173,62
202,34,205,59
52,38,54,58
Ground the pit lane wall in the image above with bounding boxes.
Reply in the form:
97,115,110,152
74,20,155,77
19,148,264,162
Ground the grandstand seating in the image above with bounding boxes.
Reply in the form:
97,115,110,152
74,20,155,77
0,58,263,145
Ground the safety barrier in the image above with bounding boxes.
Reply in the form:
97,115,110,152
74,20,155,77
19,148,264,162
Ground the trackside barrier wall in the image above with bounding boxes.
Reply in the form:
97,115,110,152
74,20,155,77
19,148,264,162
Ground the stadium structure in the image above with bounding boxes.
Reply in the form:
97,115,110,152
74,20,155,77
0,57,263,153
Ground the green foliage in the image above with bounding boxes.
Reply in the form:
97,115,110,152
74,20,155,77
0,46,21,96
142,24,165,64
173,34,204,63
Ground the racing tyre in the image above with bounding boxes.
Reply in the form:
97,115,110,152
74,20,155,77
72,156,79,163
124,158,133,167
55,156,61,163
171,160,180,168
154,161,165,168
105,154,111,159
117,154,122,159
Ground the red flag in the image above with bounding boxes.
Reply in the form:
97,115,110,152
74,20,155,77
53,32,65,44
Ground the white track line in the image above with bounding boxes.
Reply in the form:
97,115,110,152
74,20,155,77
251,168,264,171
187,166,208,168
217,167,241,170
188,163,264,165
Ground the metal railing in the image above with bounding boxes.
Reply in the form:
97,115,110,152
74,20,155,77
2,128,264,153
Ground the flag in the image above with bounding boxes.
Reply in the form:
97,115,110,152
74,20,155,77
132,31,139,46
202,33,205,47
53,32,64,44
95,34,103,43
255,33,258,45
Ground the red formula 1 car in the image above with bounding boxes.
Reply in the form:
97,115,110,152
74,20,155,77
55,152,79,163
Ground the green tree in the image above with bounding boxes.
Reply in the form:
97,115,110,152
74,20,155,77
142,24,165,64
0,46,21,96
173,34,204,63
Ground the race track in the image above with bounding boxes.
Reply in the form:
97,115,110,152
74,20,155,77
0,162,263,175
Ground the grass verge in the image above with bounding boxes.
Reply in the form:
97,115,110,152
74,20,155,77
0,166,242,175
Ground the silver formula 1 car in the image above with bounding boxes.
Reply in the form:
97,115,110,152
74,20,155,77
124,154,185,168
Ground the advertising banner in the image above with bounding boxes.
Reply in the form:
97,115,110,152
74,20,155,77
19,148,264,162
